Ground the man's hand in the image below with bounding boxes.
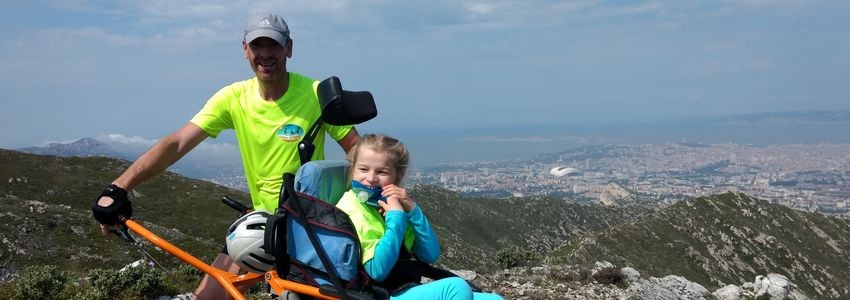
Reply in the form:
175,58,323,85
382,184,414,212
92,184,133,235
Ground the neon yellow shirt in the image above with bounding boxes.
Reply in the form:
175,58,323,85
190,73,353,212
336,190,415,264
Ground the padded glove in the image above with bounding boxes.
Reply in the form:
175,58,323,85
91,184,132,224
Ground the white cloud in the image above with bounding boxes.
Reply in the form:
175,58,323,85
549,0,603,14
590,1,664,18
3,0,849,152
135,1,232,20
95,134,157,156
97,134,157,146
93,133,241,167
463,2,495,15
48,0,116,13
12,27,141,53
39,138,85,146
147,21,234,52
15,1,243,54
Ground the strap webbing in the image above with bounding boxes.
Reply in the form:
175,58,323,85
298,117,323,165
282,173,352,300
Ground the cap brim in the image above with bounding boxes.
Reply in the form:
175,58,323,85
245,29,287,45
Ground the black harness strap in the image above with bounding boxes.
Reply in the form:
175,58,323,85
298,116,324,166
282,173,352,300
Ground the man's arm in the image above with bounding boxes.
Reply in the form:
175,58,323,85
337,127,360,153
96,122,208,234
112,122,209,190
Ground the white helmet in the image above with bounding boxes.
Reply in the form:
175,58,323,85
226,211,275,274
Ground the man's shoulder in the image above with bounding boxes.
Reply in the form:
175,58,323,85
223,78,256,91
203,78,252,105
288,72,318,92
282,72,320,103
209,78,255,99
289,72,317,83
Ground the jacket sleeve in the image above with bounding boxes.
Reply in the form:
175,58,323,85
407,204,441,263
363,210,407,281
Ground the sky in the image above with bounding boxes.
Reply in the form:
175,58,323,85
1,0,849,165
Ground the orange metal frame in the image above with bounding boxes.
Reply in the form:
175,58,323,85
123,219,338,300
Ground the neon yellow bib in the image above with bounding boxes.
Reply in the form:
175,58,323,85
336,190,415,264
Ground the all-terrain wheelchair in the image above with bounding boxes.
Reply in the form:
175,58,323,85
117,77,464,300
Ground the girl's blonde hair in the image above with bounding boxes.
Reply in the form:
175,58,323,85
347,134,410,184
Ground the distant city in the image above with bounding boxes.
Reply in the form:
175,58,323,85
11,111,850,219
406,143,850,219
202,142,850,220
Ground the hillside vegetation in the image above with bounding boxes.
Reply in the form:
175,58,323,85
0,149,247,277
411,185,651,269
552,192,850,298
3,149,849,298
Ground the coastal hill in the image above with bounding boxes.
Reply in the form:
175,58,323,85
1,149,847,298
552,192,850,298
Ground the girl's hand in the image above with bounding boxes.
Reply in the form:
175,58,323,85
378,195,404,216
382,184,415,212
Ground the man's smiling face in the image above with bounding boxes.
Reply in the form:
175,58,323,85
243,37,291,83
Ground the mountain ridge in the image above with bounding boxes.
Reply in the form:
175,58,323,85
2,148,846,298
16,137,128,159
552,191,850,298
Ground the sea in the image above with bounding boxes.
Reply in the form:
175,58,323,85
379,122,850,168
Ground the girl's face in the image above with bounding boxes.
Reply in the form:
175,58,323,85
352,147,397,188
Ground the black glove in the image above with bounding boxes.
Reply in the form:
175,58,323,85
92,184,132,224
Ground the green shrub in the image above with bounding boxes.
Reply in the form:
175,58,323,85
12,265,69,300
81,265,172,300
495,247,538,269
69,288,110,300
125,265,169,297
85,268,133,300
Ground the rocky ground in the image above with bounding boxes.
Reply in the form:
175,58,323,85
457,262,808,300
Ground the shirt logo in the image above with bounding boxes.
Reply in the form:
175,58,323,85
277,124,303,142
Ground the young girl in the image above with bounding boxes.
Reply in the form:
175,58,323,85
336,134,502,300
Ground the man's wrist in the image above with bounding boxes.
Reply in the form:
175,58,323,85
100,184,128,200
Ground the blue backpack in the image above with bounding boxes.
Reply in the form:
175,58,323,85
264,160,385,300
264,160,470,300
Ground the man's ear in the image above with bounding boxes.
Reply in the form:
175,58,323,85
285,39,293,58
242,40,249,59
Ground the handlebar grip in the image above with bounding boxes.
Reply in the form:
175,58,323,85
221,196,249,214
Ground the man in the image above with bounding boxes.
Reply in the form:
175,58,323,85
92,12,359,299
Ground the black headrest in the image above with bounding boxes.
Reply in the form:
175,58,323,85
317,76,377,126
